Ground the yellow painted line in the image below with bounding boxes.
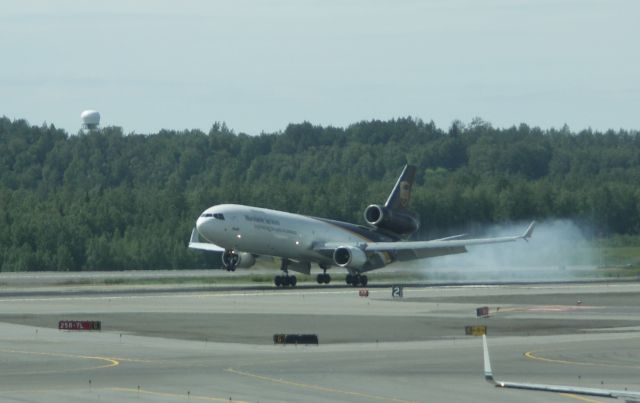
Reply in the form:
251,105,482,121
0,387,251,402
108,387,251,402
109,356,159,364
0,348,119,375
226,367,418,403
559,393,604,403
524,350,640,369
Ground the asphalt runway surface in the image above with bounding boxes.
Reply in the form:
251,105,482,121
1,282,640,402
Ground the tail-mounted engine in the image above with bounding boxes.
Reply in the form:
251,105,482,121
364,204,420,236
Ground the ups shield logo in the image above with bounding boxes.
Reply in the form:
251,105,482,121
399,181,411,209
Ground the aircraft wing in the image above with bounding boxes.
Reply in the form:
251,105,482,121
188,228,225,252
364,221,536,260
482,335,640,401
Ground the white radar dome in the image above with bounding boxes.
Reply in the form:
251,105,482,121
81,110,100,128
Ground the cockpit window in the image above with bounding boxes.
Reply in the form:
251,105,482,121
200,212,224,219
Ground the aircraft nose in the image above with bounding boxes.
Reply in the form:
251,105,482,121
196,216,210,235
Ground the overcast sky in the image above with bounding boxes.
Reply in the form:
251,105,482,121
2,0,639,134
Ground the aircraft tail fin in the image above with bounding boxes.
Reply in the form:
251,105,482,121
384,164,417,211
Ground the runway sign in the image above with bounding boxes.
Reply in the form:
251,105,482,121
359,289,369,297
476,306,490,317
465,325,487,336
273,334,319,345
392,285,403,298
58,320,101,331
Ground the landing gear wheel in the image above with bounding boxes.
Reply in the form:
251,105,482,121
317,273,331,284
275,259,297,288
360,275,368,286
346,274,365,287
274,274,297,288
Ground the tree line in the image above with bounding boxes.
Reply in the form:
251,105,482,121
1,116,638,271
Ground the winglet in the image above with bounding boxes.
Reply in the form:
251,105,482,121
522,221,536,240
482,335,497,385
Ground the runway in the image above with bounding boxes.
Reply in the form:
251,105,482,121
1,282,640,402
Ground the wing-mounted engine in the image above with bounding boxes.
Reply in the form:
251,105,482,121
364,204,420,236
333,246,368,268
221,250,256,271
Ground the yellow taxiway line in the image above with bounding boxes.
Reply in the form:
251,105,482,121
226,367,418,403
525,349,640,369
559,393,605,403
0,348,119,375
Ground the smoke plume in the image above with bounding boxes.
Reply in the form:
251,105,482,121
414,220,600,282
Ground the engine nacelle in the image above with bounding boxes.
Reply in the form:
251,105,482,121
236,252,256,268
333,246,368,268
221,251,256,269
363,204,420,236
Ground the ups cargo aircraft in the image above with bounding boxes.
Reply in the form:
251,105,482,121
189,165,535,287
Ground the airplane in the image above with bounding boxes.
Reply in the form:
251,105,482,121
189,165,536,287
482,335,640,402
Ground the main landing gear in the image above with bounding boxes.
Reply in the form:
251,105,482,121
274,259,297,288
316,264,331,284
274,275,297,287
346,273,367,287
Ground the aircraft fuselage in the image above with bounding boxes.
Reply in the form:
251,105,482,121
196,204,394,271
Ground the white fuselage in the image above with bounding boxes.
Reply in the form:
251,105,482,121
196,204,389,267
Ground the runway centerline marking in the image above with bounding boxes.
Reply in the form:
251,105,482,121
0,348,119,375
524,349,640,369
226,367,418,403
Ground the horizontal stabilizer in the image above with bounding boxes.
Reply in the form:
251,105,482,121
188,228,225,252
482,335,638,400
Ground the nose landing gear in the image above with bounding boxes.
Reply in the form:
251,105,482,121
221,250,239,272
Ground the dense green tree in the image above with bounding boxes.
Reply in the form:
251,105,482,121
0,115,639,271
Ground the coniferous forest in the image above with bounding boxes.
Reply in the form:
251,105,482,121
1,116,639,271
